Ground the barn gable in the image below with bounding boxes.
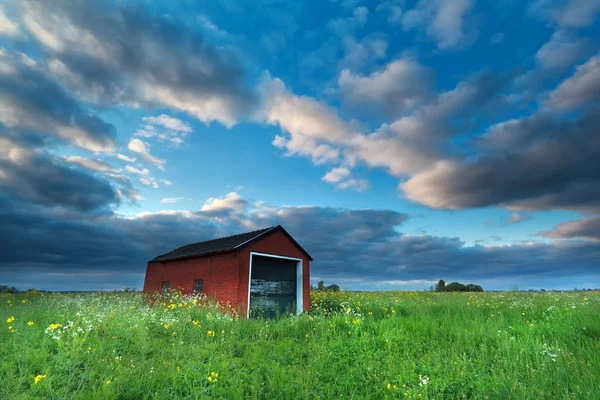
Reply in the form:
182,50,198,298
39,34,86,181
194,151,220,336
148,225,312,263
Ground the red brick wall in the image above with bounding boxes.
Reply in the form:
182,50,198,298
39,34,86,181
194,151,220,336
238,230,311,315
143,252,241,310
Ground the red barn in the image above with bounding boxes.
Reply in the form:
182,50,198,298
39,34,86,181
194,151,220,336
143,225,312,317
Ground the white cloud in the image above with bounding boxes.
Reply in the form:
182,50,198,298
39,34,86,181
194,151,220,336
139,177,159,189
506,213,531,225
402,0,477,50
0,6,20,37
127,139,165,169
530,0,600,28
546,52,600,111
142,115,192,133
201,192,247,213
160,197,185,204
63,156,116,173
125,165,149,175
116,154,136,163
322,167,352,183
159,179,173,186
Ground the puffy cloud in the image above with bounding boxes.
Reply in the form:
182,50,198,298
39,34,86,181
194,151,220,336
201,192,247,214
14,0,254,127
540,217,600,241
322,167,352,183
338,58,435,117
127,139,165,169
328,6,369,37
322,167,369,192
546,53,600,111
0,51,116,152
402,0,477,50
116,154,136,163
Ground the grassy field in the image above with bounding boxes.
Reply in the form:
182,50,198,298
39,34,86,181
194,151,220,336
1,290,599,399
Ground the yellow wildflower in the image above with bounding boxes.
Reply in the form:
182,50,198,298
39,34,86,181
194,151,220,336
34,375,47,384
106,380,112,385
48,323,62,330
27,321,35,326
6,316,15,323
207,371,218,383
387,383,391,389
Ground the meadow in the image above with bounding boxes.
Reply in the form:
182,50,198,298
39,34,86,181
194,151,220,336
1,290,599,399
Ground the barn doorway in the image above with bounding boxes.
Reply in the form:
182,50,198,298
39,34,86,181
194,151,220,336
248,252,303,318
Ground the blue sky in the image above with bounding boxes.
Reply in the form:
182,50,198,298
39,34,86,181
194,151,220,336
0,0,599,291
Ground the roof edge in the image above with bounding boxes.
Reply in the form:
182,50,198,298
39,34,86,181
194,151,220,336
235,225,313,261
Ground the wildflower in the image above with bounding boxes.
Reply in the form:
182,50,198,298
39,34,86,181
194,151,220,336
27,321,35,326
306,333,309,338
6,316,15,323
34,375,47,384
207,371,218,383
207,330,215,336
105,380,112,385
48,323,62,330
172,331,177,336
387,383,391,389
192,320,200,326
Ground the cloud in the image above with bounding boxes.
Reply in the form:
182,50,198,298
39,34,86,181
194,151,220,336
490,32,504,44
322,167,352,183
338,35,389,71
116,154,136,163
402,0,477,50
536,31,590,70
258,75,359,165
15,0,254,127
322,167,369,191
63,156,116,173
127,139,165,169
402,109,600,212
506,213,532,225
530,0,600,28
0,50,116,152
142,115,192,133
124,166,149,176
201,192,247,214
546,53,600,111
139,177,159,189
2,191,599,291
0,6,20,37
0,137,119,212
160,179,173,186
338,58,435,117
540,216,600,240
161,197,185,204
328,6,369,37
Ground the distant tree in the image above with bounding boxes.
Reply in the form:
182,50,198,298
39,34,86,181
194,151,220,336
0,285,17,293
435,280,446,292
326,284,340,292
317,281,325,291
444,282,467,292
465,284,484,292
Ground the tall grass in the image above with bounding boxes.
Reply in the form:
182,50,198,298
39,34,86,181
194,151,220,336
1,290,598,399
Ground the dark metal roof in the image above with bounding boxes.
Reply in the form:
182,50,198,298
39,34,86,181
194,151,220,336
148,225,313,262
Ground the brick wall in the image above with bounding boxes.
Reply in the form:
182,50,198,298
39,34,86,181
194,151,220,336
143,252,241,310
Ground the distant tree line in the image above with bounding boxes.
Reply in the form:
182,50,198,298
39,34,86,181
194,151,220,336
0,285,18,293
433,280,484,292
311,281,340,292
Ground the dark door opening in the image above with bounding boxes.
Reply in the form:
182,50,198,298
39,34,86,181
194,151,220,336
249,255,297,318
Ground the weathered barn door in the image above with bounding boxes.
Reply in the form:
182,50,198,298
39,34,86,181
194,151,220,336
249,255,298,318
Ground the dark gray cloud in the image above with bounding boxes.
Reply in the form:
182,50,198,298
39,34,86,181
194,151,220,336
402,108,600,212
0,193,598,291
10,0,255,127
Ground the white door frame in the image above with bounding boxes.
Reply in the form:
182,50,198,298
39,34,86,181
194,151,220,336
247,252,303,318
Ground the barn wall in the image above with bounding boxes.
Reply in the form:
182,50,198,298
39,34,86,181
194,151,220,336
238,230,311,314
143,252,241,311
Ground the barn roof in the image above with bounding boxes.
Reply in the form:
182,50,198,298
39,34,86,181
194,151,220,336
148,225,313,262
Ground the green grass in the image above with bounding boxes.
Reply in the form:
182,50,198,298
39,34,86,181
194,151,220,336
1,290,599,399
